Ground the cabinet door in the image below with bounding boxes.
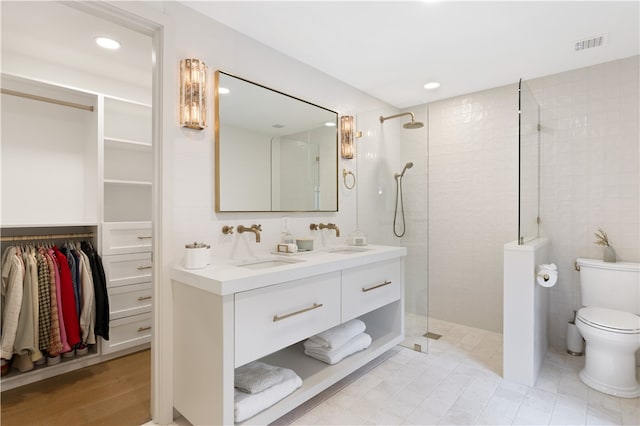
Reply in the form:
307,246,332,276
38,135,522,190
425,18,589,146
234,272,341,367
342,259,402,322
103,252,152,288
102,221,152,255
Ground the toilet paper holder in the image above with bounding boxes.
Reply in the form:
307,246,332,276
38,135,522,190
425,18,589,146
537,272,550,282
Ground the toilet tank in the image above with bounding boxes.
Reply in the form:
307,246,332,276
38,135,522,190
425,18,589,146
577,258,640,314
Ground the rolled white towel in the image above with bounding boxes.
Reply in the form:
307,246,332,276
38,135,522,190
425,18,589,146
234,367,302,422
235,361,285,394
304,332,372,365
303,319,366,350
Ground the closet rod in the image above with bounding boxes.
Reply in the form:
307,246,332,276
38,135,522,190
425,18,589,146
0,232,94,242
0,88,94,112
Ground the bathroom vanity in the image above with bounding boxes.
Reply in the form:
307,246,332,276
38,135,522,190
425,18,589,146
171,245,406,425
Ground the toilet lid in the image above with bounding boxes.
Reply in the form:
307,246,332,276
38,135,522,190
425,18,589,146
578,307,640,333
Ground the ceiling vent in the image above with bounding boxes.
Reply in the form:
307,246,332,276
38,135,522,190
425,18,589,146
575,34,607,52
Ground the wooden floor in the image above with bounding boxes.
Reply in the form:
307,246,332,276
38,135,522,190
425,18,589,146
1,350,150,426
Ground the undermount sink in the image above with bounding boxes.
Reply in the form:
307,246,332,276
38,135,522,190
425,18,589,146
328,247,372,255
238,257,305,270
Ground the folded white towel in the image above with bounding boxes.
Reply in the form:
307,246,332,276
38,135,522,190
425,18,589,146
235,361,285,394
304,332,372,365
234,367,302,422
303,319,366,350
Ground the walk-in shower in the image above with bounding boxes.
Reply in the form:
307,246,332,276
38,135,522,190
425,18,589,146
380,111,424,129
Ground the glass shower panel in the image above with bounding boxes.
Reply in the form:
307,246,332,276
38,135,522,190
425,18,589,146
518,79,541,244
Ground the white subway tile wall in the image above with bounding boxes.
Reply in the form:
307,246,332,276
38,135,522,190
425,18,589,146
528,55,640,349
423,55,639,346
427,84,519,333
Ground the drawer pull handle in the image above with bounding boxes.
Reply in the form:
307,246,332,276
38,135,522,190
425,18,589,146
137,236,152,240
137,265,152,270
273,303,323,322
362,280,392,293
137,326,152,332
137,296,152,301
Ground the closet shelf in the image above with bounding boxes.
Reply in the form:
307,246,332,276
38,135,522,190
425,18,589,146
0,222,98,229
104,179,152,186
104,137,151,151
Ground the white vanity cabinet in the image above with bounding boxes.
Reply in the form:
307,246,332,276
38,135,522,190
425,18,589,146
172,246,406,426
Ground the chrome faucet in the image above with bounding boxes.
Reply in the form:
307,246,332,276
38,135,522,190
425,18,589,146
318,223,340,237
237,224,262,243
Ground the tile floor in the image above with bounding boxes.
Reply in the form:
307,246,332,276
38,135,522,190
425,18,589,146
287,318,639,426
172,318,640,425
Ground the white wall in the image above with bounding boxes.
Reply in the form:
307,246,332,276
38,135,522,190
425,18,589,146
527,55,640,349
166,1,390,262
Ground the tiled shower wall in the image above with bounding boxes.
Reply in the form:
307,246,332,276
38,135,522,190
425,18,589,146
427,84,519,333
528,55,640,349
425,55,639,347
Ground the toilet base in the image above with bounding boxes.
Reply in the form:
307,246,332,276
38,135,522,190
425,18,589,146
579,368,640,398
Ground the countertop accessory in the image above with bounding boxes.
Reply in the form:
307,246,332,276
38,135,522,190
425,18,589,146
185,241,211,269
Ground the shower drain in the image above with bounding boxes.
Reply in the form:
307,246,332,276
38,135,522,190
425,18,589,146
423,332,442,340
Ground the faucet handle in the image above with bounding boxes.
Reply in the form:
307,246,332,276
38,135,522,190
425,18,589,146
253,224,262,231
310,223,319,231
222,225,234,235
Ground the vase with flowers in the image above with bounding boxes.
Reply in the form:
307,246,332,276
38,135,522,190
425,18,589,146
594,228,616,262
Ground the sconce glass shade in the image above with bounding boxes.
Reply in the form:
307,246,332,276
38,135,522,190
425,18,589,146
340,115,355,159
180,58,207,130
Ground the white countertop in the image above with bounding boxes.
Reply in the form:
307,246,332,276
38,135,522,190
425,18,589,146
171,244,407,295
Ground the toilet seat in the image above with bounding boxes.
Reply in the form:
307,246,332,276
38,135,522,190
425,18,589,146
577,307,640,334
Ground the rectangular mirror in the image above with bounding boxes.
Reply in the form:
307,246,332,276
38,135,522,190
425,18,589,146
215,71,338,212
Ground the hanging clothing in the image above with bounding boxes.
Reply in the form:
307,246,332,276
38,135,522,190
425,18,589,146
36,251,52,352
76,246,96,345
2,239,107,365
81,242,109,341
48,248,71,354
13,248,42,362
1,247,24,360
63,245,81,319
52,247,81,348
44,250,64,357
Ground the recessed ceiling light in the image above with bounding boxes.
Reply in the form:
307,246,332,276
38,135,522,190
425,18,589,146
218,87,230,94
95,37,120,50
324,122,336,127
424,82,440,90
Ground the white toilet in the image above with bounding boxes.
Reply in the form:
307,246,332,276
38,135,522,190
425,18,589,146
575,258,640,398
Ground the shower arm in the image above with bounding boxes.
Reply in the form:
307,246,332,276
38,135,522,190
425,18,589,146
380,112,416,124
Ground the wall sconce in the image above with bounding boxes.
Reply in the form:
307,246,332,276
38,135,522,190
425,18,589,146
340,115,361,159
180,58,207,130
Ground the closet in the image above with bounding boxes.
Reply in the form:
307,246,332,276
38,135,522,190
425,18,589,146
0,71,153,390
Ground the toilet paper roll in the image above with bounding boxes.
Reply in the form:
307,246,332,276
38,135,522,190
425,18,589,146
536,269,558,287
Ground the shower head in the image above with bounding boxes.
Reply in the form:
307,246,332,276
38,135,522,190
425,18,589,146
395,161,414,179
403,120,424,129
380,111,424,129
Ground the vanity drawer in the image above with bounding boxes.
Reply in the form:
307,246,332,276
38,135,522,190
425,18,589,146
103,252,153,288
108,282,152,320
234,271,341,367
102,221,152,255
102,313,151,354
342,258,402,322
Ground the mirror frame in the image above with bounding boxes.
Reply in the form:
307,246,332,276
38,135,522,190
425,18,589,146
214,70,339,213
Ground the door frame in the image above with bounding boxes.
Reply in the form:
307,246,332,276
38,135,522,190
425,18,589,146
67,2,175,423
